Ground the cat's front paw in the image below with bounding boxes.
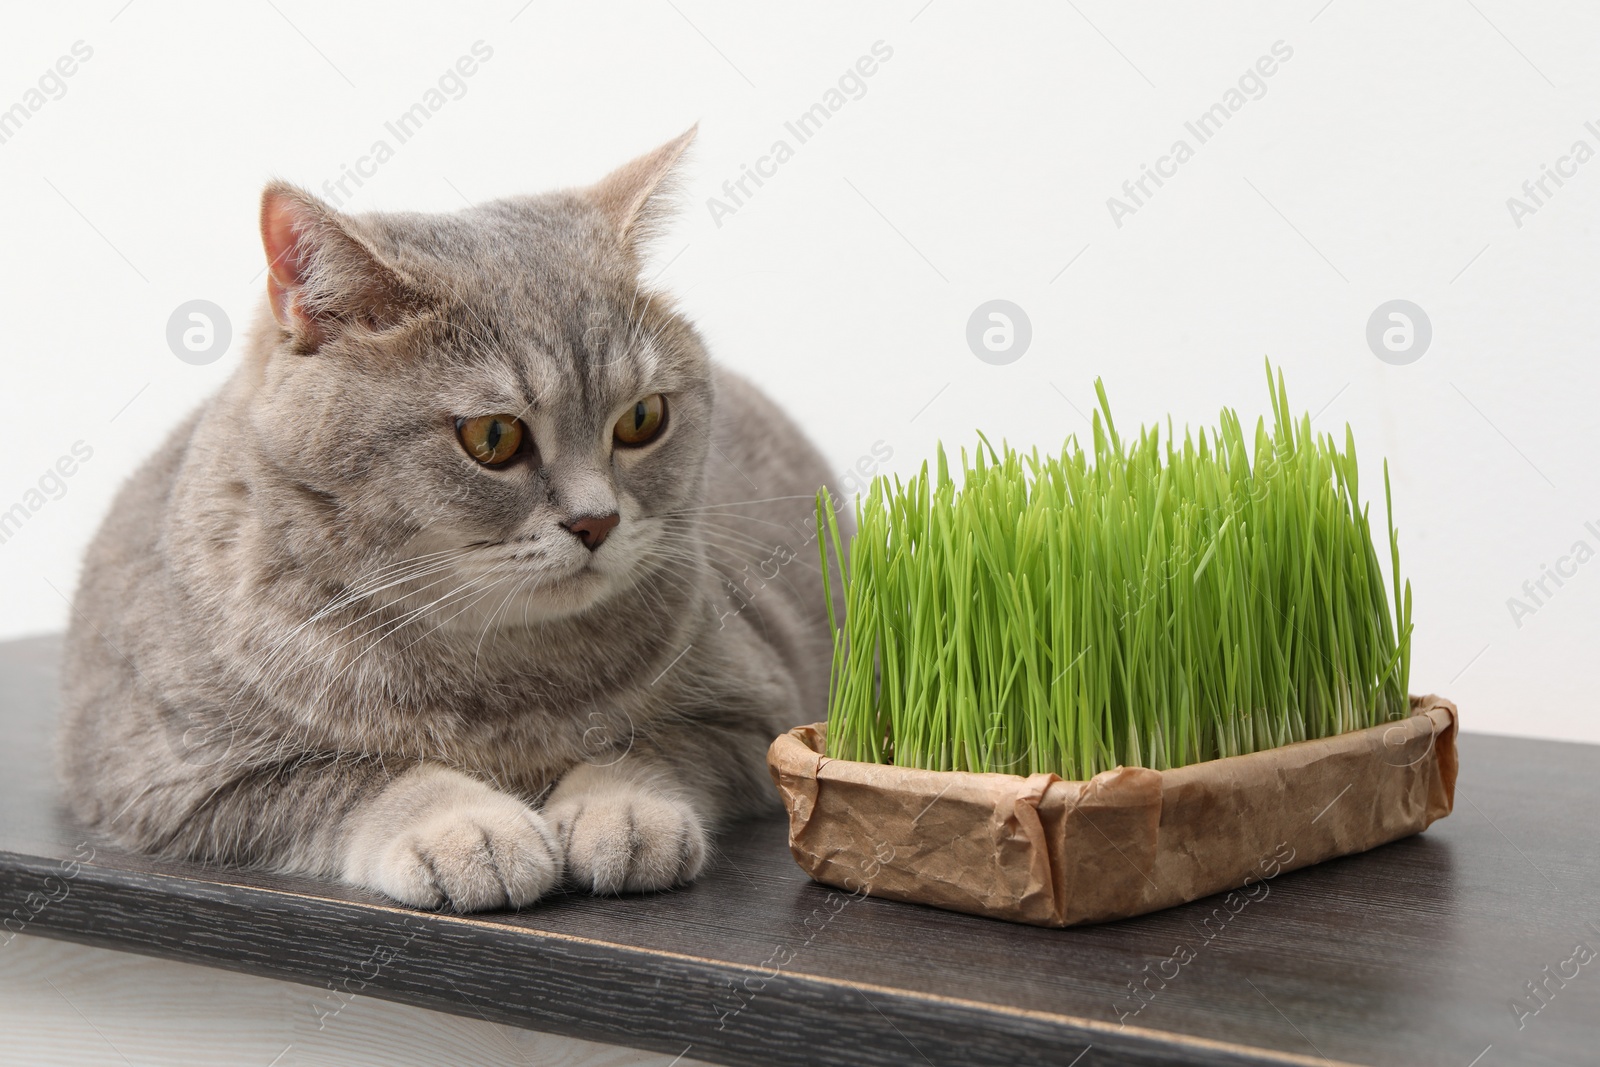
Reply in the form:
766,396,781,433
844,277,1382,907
377,802,562,912
545,768,709,895
344,767,563,912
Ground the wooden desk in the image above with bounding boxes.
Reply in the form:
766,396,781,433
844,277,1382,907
3,635,1596,1066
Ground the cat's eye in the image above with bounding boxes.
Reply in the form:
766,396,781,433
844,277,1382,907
614,394,667,447
456,414,526,466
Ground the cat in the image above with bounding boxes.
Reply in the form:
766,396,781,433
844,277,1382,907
57,127,844,911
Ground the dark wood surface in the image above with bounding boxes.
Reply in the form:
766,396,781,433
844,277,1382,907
3,635,1597,1067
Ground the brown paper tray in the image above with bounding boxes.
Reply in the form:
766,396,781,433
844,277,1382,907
767,695,1458,927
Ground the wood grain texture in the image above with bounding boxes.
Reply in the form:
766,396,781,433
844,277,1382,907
4,634,1599,1066
0,934,709,1066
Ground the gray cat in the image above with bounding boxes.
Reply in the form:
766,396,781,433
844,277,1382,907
58,128,843,911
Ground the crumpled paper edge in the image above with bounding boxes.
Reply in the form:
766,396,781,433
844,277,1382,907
767,696,1458,927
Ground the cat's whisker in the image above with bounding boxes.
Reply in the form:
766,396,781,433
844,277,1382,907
312,559,519,703
643,527,818,617
627,562,689,621
659,526,823,588
295,561,508,686
692,513,819,541
231,552,480,707
659,494,822,514
242,547,475,670
400,566,530,670
691,523,817,559
632,314,674,360
470,564,549,671
251,551,473,662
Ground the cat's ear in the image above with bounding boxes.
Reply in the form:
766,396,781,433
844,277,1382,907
259,182,426,351
587,125,697,259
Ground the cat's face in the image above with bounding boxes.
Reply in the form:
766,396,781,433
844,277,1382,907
246,130,712,627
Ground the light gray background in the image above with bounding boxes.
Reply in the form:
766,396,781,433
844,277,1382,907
1,2,1594,744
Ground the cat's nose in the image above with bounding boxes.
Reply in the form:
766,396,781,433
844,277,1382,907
563,512,620,551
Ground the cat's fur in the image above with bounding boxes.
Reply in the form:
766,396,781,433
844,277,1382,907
57,128,843,910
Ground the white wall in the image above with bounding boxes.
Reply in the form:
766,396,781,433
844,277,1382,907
1,2,1595,744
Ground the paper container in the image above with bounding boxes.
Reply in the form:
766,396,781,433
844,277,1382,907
767,695,1457,927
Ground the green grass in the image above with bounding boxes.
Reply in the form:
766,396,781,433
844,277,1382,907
818,362,1413,779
